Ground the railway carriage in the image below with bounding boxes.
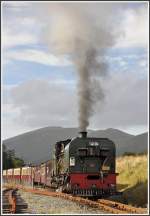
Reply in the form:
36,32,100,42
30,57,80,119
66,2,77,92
13,168,21,184
3,170,7,183
21,167,33,185
33,160,53,187
7,169,14,183
40,163,46,186
33,165,41,185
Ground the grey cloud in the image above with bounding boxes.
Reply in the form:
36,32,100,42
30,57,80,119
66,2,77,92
10,74,147,130
91,73,148,128
11,79,78,128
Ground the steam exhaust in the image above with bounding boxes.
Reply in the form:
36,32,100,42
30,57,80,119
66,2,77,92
42,3,117,131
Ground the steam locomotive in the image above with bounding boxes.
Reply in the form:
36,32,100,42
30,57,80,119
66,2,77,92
3,131,117,197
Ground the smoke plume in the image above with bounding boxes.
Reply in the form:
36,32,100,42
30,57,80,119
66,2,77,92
43,3,117,131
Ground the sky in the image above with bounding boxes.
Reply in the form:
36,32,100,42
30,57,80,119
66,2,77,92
2,1,149,139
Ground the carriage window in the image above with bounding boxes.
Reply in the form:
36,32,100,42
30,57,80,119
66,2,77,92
78,148,87,157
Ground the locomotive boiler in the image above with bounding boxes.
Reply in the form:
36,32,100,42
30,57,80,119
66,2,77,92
51,131,117,197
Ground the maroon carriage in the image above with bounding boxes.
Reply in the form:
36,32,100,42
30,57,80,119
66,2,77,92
21,167,33,186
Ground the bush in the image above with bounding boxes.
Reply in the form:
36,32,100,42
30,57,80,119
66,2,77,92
123,152,136,156
122,151,147,156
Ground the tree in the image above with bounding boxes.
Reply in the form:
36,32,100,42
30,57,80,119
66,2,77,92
3,144,25,169
13,157,25,168
3,144,8,169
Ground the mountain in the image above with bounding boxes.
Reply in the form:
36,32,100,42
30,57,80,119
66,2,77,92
88,128,134,149
3,127,148,164
119,132,148,155
88,129,148,155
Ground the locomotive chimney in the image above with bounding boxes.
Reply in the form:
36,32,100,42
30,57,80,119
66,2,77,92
79,131,87,138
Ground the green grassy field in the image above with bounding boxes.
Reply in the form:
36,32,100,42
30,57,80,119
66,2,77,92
116,154,148,207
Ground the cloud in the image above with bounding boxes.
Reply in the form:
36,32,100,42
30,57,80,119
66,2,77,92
2,5,39,49
116,4,148,48
2,103,21,119
118,125,148,136
2,32,38,49
2,4,71,67
2,81,77,139
91,72,148,128
2,2,148,51
2,83,39,139
9,80,78,128
3,1,31,8
105,56,128,69
138,59,147,67
6,49,71,66
2,111,34,140
3,74,147,134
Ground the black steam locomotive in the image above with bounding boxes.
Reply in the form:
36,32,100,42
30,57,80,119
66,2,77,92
51,131,117,197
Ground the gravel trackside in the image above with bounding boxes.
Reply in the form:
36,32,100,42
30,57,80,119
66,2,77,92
18,190,106,214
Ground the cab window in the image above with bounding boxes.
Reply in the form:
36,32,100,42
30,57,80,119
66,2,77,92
78,148,87,157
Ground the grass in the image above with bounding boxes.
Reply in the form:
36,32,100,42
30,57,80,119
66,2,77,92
116,154,148,208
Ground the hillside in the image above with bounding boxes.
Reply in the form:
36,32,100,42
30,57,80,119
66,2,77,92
3,127,148,164
3,127,79,164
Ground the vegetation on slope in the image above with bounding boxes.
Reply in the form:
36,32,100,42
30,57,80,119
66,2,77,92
116,154,148,207
3,144,25,169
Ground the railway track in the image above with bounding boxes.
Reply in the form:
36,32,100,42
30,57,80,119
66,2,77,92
4,184,147,214
97,199,147,214
2,188,28,214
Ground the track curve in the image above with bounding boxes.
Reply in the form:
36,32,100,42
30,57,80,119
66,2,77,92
3,184,147,214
